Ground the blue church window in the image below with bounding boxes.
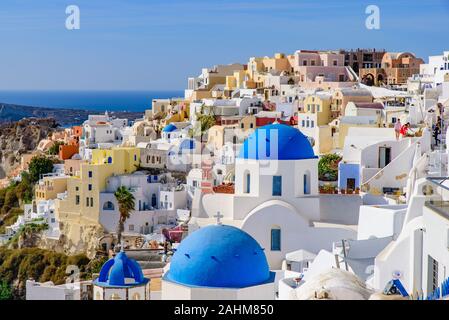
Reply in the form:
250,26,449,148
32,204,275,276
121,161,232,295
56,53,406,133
273,176,282,196
107,156,112,164
304,171,311,195
271,228,281,251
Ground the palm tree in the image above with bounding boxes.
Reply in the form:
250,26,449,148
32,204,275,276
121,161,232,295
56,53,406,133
114,186,135,251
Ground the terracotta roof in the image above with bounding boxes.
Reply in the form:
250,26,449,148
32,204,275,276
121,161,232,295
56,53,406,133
213,183,235,194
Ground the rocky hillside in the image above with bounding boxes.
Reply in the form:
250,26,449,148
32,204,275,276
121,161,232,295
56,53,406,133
0,118,59,179
0,103,144,126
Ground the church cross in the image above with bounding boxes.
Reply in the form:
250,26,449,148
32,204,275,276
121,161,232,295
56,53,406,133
214,212,224,225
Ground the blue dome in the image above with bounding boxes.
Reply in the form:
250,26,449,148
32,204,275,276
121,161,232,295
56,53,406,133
165,225,273,288
162,123,177,133
94,251,149,288
238,124,316,160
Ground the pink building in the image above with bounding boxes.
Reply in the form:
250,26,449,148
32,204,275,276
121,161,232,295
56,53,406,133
294,50,357,84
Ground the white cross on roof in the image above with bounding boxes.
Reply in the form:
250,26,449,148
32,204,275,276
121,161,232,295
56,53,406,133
213,212,224,225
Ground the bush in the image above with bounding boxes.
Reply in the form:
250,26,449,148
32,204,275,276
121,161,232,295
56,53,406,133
0,280,12,300
318,154,342,181
0,247,92,300
47,141,65,156
28,155,54,183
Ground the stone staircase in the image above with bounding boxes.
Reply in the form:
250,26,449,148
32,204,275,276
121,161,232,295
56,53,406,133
125,249,167,269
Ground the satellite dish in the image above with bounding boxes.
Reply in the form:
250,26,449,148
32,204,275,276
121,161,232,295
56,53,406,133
392,270,402,279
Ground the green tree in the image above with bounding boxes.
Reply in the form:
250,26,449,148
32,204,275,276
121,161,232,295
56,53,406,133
318,154,342,181
194,104,216,144
47,141,65,156
114,186,135,250
28,155,54,183
15,172,33,204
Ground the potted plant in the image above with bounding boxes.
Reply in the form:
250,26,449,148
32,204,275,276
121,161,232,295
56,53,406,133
355,187,360,194
341,188,346,194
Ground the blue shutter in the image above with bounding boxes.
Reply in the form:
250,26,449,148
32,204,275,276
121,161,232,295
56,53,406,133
273,176,282,196
271,229,281,251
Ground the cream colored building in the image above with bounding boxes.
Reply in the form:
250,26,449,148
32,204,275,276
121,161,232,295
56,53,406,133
57,147,140,226
297,93,333,154
35,176,68,201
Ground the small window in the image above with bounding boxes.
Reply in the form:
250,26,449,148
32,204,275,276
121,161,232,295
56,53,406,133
88,184,92,191
88,171,93,178
86,197,89,206
271,228,281,251
244,172,251,194
90,197,93,207
304,172,311,195
129,224,134,231
272,176,282,196
75,195,80,205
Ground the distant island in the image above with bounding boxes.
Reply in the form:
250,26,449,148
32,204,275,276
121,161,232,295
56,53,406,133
0,102,145,126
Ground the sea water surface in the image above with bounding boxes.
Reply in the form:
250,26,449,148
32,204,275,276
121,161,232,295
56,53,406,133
0,90,184,112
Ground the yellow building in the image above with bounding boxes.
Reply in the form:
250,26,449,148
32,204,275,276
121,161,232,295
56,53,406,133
57,147,140,225
297,94,333,155
301,94,332,125
35,176,68,201
332,118,379,150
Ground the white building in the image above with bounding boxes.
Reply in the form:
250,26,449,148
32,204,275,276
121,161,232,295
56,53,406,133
99,172,183,235
189,124,357,269
79,113,128,159
420,51,449,87
26,280,92,300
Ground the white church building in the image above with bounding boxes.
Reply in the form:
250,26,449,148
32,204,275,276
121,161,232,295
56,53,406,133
189,124,357,268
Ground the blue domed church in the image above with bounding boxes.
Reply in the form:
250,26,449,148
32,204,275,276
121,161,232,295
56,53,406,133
162,224,275,299
189,124,356,269
93,250,150,300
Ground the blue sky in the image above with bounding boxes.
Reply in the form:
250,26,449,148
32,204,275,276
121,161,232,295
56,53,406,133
0,0,447,90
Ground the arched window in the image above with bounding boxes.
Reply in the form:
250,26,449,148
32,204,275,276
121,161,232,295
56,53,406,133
103,201,115,211
110,293,121,300
132,292,141,300
271,226,281,251
303,171,311,195
244,171,251,194
107,156,113,164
